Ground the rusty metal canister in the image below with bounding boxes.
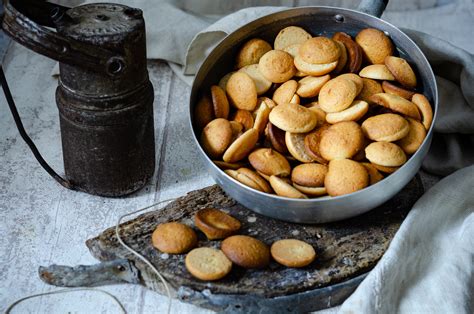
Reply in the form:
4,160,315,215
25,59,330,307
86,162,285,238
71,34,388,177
2,1,155,196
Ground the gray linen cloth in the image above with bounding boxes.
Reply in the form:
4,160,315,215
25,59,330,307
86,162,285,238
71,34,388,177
71,1,474,313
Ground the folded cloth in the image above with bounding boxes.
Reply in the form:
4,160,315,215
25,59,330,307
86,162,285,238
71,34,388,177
64,2,474,312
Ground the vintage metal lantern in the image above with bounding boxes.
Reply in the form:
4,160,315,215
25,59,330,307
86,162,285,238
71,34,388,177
1,0,155,197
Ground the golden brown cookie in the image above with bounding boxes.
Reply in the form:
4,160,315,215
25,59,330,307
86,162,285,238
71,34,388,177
249,148,291,177
236,38,272,69
273,80,298,106
296,75,331,98
226,72,258,111
266,122,288,154
332,32,363,73
396,117,427,154
271,239,316,267
358,78,383,103
325,159,369,196
221,235,270,268
382,81,415,100
195,94,215,130
411,94,433,130
359,64,395,81
283,44,308,77
225,168,272,193
294,56,338,76
334,40,348,73
304,124,330,164
361,162,384,185
299,37,341,64
365,142,407,167
325,100,369,124
185,247,232,281
210,85,230,119
292,184,327,196
269,175,308,198
238,64,272,95
319,77,358,113
361,113,410,142
253,100,271,135
223,128,259,162
269,102,318,133
286,132,315,163
384,56,417,89
258,50,296,83
355,28,394,64
152,222,197,254
291,163,327,187
201,118,233,158
370,93,421,120
319,121,365,160
195,208,241,240
274,26,312,50
231,109,254,131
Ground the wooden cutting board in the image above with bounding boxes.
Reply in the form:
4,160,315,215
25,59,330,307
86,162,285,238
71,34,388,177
62,175,422,312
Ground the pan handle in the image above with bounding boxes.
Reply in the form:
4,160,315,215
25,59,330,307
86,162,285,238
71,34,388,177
356,0,389,18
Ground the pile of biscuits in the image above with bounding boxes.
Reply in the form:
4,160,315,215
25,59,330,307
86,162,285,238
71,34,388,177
196,26,433,198
152,208,316,281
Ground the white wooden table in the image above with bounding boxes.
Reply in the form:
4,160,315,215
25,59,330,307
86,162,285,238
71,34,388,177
1,1,473,313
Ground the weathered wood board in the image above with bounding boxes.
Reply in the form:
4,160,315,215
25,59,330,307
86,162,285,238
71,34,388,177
84,176,423,312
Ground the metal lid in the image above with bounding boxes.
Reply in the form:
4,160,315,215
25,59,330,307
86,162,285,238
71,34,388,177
57,3,144,43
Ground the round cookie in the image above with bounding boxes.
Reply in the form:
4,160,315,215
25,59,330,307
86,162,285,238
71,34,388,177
359,64,395,81
384,56,417,89
355,28,394,64
271,239,316,268
258,50,296,83
221,235,270,268
195,208,241,240
411,93,433,130
365,142,407,167
195,95,215,130
291,163,327,187
236,38,272,69
318,77,358,113
370,93,421,120
274,26,312,50
269,102,318,133
319,121,364,160
361,113,410,142
336,73,363,95
223,128,259,163
152,222,197,254
269,175,308,199
286,132,315,163
358,78,383,103
273,80,298,106
296,75,331,98
266,122,288,154
201,118,233,158
238,64,272,95
396,118,427,154
185,247,232,281
382,81,415,100
325,159,369,197
226,72,258,111
249,148,291,177
294,56,338,76
299,37,341,64
325,100,369,124
210,85,230,119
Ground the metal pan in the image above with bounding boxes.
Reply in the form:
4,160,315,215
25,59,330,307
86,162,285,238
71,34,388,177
189,0,438,223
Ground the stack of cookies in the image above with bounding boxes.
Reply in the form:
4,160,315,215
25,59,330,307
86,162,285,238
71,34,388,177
152,208,316,281
196,26,433,198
